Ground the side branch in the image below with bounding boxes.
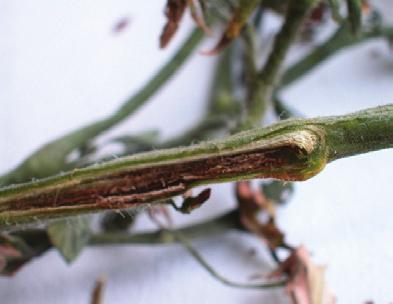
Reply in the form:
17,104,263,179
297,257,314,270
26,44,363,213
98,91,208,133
281,24,393,88
0,104,392,227
244,0,316,127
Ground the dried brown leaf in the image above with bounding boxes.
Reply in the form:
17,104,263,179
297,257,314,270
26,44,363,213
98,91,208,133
270,246,336,304
180,188,211,214
235,181,285,249
203,0,260,55
0,242,24,275
0,244,22,258
160,0,188,48
90,277,106,304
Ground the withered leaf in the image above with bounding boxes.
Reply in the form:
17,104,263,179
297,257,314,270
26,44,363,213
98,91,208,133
178,188,211,214
90,277,106,304
160,0,188,48
204,0,260,55
270,246,336,304
235,181,286,249
0,244,22,274
0,233,47,276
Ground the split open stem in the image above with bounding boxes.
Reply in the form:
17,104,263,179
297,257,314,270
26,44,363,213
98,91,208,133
0,104,392,228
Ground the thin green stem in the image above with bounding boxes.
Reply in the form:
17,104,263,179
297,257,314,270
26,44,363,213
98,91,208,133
242,25,258,100
69,46,238,171
281,24,393,88
160,46,239,149
244,0,316,128
171,230,286,289
90,210,241,245
0,104,392,228
346,0,362,35
327,0,344,23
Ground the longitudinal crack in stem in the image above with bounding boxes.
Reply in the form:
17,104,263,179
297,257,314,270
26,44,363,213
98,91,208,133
0,104,393,228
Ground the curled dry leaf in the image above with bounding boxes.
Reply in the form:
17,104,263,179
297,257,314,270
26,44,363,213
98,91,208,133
0,232,52,276
178,188,211,214
90,277,106,304
0,243,22,274
203,0,260,55
301,3,329,42
235,181,286,250
270,246,336,304
361,0,370,13
160,0,188,48
160,0,210,48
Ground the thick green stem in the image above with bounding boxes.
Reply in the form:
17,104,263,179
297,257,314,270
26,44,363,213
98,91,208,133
0,104,392,228
244,0,316,128
0,28,204,186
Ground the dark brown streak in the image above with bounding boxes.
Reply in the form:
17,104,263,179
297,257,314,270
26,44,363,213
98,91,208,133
7,145,307,213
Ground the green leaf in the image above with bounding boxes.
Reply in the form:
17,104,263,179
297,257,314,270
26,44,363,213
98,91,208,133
47,216,91,263
261,181,294,204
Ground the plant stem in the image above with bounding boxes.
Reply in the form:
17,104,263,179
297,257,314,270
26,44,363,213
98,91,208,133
0,28,204,186
10,210,241,261
170,230,286,289
90,210,241,245
0,104,392,228
244,0,316,128
242,25,258,97
159,47,239,149
281,24,393,88
346,0,362,35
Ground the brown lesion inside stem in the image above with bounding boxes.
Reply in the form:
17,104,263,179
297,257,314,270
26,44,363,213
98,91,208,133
4,144,309,214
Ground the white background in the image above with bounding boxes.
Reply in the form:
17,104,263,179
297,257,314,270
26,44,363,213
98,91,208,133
1,1,393,303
